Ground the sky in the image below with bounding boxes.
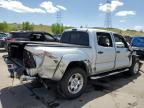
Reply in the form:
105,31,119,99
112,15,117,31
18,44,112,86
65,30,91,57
0,0,143,31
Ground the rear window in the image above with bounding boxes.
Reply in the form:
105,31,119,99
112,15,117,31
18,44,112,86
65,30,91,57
10,33,30,38
60,31,89,46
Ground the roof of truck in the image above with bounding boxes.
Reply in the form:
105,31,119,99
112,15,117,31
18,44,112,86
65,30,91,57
65,28,115,34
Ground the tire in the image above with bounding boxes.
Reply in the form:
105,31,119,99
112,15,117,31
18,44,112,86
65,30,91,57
57,67,87,99
129,60,140,75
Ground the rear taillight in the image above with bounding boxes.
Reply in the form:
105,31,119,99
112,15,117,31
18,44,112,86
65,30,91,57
23,50,36,69
7,38,16,42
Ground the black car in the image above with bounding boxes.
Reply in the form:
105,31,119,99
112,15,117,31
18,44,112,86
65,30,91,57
5,31,58,77
131,36,144,57
7,31,57,58
54,34,62,41
7,31,57,42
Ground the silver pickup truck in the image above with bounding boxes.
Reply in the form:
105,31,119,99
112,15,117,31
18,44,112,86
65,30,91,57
23,28,140,99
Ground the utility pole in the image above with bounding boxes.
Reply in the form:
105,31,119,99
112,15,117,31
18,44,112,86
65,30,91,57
104,0,112,28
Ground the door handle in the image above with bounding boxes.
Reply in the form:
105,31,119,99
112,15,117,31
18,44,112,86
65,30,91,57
116,51,120,53
98,51,104,54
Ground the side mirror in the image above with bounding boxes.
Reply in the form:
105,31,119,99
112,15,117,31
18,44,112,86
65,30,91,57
127,43,133,51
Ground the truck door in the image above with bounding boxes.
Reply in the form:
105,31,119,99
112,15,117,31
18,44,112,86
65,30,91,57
96,32,115,73
113,34,130,69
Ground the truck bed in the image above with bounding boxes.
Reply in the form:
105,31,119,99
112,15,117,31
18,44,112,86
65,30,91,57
8,41,90,60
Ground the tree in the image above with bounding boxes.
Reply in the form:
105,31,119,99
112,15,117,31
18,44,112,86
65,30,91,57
51,23,64,35
0,21,9,32
22,22,34,31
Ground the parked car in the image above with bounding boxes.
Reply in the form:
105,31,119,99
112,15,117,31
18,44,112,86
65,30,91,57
6,28,141,99
131,36,144,57
0,32,7,48
5,31,58,77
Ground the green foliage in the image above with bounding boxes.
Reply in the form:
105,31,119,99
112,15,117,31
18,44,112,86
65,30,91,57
51,23,64,35
0,21,35,32
22,22,34,31
0,21,144,37
0,21,9,32
33,24,52,33
9,23,22,31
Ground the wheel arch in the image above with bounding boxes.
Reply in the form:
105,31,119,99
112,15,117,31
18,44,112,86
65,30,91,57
64,61,90,76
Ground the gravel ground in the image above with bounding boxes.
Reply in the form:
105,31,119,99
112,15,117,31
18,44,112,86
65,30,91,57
1,48,144,108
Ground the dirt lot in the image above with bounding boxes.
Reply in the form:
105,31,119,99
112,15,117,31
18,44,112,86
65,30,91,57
1,48,144,108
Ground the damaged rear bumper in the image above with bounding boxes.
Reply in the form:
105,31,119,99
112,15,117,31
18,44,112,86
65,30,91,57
3,55,26,76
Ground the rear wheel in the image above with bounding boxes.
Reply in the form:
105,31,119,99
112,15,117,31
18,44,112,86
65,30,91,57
58,67,87,99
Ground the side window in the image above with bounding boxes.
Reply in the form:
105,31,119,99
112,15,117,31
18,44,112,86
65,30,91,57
30,33,45,41
97,32,113,47
114,34,128,48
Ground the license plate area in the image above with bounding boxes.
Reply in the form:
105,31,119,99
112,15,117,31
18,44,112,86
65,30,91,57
8,64,15,70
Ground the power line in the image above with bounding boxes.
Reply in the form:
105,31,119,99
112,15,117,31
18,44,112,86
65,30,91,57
56,11,62,24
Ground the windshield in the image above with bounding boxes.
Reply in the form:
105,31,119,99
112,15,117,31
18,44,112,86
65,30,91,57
132,37,144,47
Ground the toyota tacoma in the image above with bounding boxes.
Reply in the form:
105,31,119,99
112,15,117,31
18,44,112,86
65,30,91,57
10,28,141,99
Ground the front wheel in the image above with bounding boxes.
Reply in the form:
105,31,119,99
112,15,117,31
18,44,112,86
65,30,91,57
57,67,87,99
129,61,140,75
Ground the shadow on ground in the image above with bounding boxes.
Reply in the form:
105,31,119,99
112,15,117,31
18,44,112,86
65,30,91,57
0,72,141,108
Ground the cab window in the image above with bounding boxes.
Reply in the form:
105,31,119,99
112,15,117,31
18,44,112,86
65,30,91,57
97,32,113,47
114,34,128,48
